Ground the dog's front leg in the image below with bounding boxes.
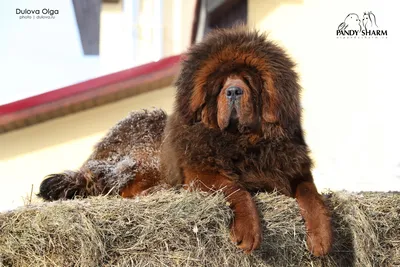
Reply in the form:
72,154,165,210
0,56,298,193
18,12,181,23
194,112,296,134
291,171,333,256
183,168,262,254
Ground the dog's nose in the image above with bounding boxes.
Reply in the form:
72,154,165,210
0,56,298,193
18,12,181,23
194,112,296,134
226,86,243,100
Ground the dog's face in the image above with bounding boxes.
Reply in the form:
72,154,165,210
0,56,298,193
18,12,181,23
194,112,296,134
217,74,257,133
175,27,302,137
362,13,370,26
345,13,361,27
195,71,262,134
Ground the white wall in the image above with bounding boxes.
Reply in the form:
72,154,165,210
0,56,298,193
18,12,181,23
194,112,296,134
100,0,196,72
99,1,136,74
0,0,101,105
249,0,400,191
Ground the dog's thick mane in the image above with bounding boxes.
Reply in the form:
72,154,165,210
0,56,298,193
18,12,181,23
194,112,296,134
161,27,312,193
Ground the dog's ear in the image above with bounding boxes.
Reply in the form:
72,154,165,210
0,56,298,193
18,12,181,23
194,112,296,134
338,22,346,30
260,66,302,132
260,74,279,124
190,86,206,115
174,55,207,124
194,107,202,123
188,88,206,124
368,12,377,26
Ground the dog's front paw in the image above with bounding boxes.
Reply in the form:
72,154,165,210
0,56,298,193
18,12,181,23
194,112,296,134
230,214,262,254
306,225,333,256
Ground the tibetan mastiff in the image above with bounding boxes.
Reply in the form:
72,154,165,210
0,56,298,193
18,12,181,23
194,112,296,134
38,27,332,256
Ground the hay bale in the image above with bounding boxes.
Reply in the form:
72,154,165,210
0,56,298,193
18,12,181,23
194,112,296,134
0,190,399,267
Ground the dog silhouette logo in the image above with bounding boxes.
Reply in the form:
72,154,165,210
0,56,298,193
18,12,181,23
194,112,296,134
362,12,378,30
338,13,361,31
337,11,387,38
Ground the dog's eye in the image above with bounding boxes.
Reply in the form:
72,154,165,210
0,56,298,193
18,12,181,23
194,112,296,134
243,77,251,88
195,109,202,123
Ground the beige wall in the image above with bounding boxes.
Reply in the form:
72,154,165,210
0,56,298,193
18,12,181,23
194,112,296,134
0,86,175,211
163,0,197,57
248,0,400,191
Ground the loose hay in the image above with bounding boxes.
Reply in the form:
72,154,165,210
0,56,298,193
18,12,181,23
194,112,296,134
0,190,399,267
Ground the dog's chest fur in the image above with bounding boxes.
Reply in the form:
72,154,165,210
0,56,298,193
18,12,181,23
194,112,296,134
163,119,312,196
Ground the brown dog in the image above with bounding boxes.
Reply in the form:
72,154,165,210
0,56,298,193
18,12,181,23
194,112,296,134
38,27,332,256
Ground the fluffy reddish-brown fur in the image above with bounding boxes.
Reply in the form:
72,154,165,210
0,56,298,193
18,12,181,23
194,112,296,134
38,27,332,256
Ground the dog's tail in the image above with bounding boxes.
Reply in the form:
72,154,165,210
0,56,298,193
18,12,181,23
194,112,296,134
37,170,96,201
38,157,140,201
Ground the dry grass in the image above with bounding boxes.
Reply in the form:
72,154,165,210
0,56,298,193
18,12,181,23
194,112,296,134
0,190,399,267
